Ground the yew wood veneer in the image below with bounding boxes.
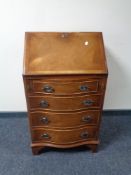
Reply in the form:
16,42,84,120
23,32,108,155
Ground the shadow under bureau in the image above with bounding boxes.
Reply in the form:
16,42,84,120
23,32,108,155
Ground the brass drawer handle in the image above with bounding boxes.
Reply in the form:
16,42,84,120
83,99,94,106
40,116,49,124
82,116,92,123
41,133,51,139
42,85,54,93
40,100,49,108
79,85,88,92
80,131,89,139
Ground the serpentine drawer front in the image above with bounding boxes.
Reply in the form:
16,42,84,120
28,94,102,111
23,32,108,155
32,127,97,144
30,110,100,128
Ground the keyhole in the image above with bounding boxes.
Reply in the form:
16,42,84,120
84,41,89,46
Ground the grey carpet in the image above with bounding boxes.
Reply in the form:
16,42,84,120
0,112,131,175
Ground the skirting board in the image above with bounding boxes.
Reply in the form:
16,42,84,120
0,110,131,117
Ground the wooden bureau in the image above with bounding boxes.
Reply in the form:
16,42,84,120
23,32,108,155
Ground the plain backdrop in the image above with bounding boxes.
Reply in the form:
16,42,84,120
0,0,131,111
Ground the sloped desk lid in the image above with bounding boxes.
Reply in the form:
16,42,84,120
23,32,108,75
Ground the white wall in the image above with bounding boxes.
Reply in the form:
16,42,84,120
0,0,131,111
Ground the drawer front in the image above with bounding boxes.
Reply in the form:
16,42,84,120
32,127,97,144
29,95,102,111
31,79,101,95
31,110,100,128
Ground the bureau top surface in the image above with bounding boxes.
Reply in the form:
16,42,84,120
23,32,108,75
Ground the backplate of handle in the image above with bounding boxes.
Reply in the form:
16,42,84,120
83,99,94,106
40,116,49,124
82,116,92,123
42,85,54,93
80,131,89,139
40,100,49,108
79,85,88,91
41,133,51,139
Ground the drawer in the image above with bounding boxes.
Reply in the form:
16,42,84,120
31,110,100,128
30,79,101,95
29,94,102,111
32,127,97,144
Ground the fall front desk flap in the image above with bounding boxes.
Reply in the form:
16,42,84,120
23,32,108,75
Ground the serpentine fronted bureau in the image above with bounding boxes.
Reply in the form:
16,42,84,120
23,32,108,155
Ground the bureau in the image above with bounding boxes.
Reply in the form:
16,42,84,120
23,32,108,155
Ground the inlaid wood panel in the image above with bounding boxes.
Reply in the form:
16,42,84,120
31,79,100,95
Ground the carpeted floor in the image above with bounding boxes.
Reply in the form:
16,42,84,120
0,112,131,175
